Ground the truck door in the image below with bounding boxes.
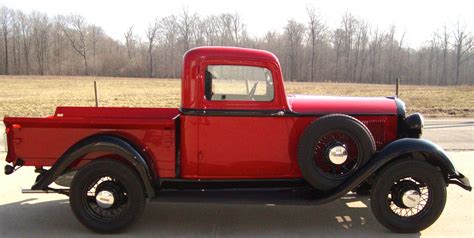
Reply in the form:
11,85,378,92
196,64,292,178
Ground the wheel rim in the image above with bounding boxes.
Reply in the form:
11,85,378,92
81,176,129,222
313,131,362,179
387,177,431,218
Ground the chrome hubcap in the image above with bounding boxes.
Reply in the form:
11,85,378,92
96,190,115,209
328,145,348,165
401,189,421,208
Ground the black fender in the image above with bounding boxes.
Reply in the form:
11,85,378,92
310,138,471,204
32,135,156,198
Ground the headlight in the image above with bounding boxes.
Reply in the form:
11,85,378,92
403,113,424,138
405,113,424,129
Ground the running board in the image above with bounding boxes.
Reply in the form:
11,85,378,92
151,188,358,206
22,187,69,195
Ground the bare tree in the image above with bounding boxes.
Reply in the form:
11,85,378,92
30,11,50,75
124,25,135,76
440,25,449,85
452,21,473,84
17,10,32,74
89,24,103,75
284,20,305,81
146,17,160,78
62,14,89,75
178,7,195,51
339,12,358,82
202,15,219,45
333,29,344,81
1,7,12,74
306,5,324,82
161,15,179,78
11,10,20,74
369,28,384,83
52,15,66,75
353,21,369,83
217,13,233,45
229,13,244,46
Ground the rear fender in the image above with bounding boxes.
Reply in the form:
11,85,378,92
32,135,156,198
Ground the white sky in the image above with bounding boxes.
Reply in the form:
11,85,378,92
2,0,473,48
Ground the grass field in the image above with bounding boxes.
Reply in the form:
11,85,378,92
0,75,473,118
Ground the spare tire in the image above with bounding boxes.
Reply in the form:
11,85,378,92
298,114,376,191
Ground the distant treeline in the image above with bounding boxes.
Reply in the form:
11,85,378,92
0,5,472,85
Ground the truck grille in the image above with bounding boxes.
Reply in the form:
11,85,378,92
362,120,386,149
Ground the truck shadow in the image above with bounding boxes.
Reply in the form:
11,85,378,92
0,195,421,237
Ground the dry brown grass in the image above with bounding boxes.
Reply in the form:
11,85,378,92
0,75,472,118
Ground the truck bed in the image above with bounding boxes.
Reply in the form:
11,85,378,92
4,106,180,178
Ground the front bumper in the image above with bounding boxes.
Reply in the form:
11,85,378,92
448,173,471,191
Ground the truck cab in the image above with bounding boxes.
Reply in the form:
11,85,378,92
180,47,293,179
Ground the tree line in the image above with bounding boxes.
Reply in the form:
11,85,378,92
0,5,472,85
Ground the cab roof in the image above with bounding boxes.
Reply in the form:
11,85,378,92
183,47,280,63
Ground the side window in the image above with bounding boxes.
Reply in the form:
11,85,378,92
205,65,274,101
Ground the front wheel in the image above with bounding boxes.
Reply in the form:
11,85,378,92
370,159,447,233
69,159,146,233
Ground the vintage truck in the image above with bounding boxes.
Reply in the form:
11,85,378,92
3,47,471,233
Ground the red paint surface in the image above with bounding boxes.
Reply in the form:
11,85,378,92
4,47,400,180
4,107,179,178
288,95,397,115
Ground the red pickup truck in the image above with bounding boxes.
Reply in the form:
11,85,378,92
3,47,471,233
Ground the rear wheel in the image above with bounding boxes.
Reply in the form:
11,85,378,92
298,114,376,191
370,159,446,233
69,159,146,233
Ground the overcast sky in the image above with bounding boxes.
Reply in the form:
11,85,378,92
3,0,473,48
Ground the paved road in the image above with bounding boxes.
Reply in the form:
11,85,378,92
0,151,472,237
423,119,473,150
1,119,473,152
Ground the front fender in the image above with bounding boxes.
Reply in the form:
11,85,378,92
32,135,156,198
310,138,471,204
376,138,456,173
374,138,471,191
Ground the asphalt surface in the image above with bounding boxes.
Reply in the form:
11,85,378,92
0,119,472,237
423,119,474,150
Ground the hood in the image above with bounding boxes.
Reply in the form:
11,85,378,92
287,95,398,115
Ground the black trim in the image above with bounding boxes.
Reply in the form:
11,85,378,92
288,111,397,117
159,178,308,190
390,97,407,138
180,108,284,117
180,108,397,117
31,135,156,198
175,117,181,178
448,173,471,191
151,188,316,205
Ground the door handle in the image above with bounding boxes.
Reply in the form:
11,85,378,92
270,111,285,116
